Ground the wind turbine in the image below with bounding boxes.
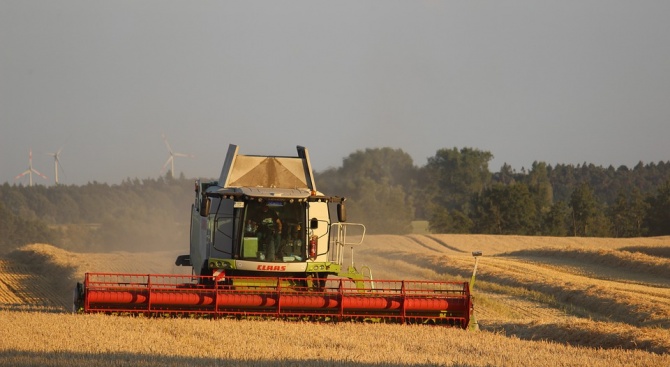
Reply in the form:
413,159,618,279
161,134,194,178
15,149,48,186
47,147,65,185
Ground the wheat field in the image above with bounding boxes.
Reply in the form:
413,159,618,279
0,235,669,366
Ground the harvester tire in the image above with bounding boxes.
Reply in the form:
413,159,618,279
72,283,84,314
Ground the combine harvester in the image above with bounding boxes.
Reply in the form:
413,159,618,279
74,145,480,328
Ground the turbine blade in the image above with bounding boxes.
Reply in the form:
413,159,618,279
161,157,173,172
32,168,48,180
162,133,173,153
15,170,30,180
173,152,195,158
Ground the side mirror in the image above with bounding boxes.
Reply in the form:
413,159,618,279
337,203,347,222
310,218,319,229
200,197,211,217
175,254,191,266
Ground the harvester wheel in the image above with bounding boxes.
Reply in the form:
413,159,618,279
72,283,84,313
308,273,327,291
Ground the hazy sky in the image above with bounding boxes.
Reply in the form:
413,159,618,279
2,1,669,186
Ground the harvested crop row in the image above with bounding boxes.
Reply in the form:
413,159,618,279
424,234,670,255
467,256,670,327
0,259,62,301
0,261,24,305
482,318,670,355
1,311,668,367
502,247,670,278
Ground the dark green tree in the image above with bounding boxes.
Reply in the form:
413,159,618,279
609,189,649,237
315,148,417,234
346,177,414,234
0,202,57,254
494,163,518,185
645,180,670,236
428,207,473,234
569,183,611,237
340,148,417,189
541,200,570,236
422,147,493,225
628,189,650,236
472,183,537,235
527,161,553,215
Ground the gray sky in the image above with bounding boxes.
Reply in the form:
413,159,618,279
2,1,669,186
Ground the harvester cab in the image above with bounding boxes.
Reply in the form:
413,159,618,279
176,144,367,286
75,145,474,328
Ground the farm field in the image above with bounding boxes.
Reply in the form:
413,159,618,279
0,235,669,366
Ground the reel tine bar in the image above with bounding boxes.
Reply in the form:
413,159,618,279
81,273,471,328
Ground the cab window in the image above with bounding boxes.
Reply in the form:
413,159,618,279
240,200,305,262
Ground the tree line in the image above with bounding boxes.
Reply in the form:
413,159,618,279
0,176,193,254
315,147,670,237
1,147,670,253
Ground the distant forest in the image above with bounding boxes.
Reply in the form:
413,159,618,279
2,147,670,254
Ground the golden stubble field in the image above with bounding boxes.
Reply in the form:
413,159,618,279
1,234,669,366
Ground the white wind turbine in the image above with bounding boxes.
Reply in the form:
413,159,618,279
47,147,65,185
15,149,48,186
161,134,194,178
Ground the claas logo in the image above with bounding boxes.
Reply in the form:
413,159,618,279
256,265,287,271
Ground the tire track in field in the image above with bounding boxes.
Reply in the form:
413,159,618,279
425,235,468,253
474,292,569,321
502,248,670,281
369,247,670,327
357,235,670,328
402,235,442,253
472,256,670,328
355,248,569,321
505,254,670,310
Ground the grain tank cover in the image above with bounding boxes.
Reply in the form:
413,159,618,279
218,144,317,191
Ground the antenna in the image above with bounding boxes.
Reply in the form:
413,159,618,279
161,133,194,178
14,149,48,187
47,146,65,185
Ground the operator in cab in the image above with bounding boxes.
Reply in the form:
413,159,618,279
248,203,282,261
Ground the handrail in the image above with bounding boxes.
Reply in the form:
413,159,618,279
329,222,366,266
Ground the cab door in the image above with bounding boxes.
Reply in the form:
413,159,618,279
307,201,330,262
